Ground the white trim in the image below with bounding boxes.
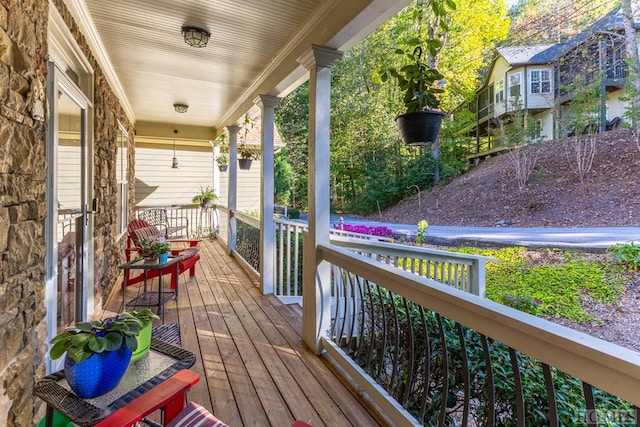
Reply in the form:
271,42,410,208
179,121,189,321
62,0,135,123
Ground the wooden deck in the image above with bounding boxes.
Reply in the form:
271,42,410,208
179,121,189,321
105,239,381,426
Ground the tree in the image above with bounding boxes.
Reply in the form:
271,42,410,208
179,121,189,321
274,149,295,206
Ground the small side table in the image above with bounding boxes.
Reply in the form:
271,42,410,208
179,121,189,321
119,255,184,319
35,339,196,426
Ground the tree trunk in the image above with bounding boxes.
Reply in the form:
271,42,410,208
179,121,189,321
622,0,640,128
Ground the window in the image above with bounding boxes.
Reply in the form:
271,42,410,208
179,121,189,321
116,122,129,236
509,72,521,98
530,69,551,94
532,120,542,140
495,80,504,104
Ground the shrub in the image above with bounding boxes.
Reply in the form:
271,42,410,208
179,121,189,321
608,241,640,270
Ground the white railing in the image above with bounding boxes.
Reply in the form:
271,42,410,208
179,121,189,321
274,218,494,304
313,242,640,426
135,204,219,239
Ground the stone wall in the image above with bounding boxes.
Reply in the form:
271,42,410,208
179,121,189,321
0,0,134,425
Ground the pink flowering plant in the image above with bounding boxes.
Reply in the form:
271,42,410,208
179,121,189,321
336,223,395,239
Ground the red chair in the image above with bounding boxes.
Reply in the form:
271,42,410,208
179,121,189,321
124,219,201,290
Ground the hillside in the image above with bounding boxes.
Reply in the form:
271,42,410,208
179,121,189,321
374,129,640,227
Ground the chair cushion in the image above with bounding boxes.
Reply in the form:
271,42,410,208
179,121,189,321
132,226,164,244
179,247,200,260
166,401,228,427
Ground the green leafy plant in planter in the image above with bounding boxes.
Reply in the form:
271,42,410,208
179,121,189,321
379,0,455,145
216,153,228,171
191,186,218,208
130,308,159,362
49,312,146,398
138,238,171,260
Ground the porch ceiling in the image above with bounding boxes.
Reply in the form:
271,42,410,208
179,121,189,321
67,0,410,140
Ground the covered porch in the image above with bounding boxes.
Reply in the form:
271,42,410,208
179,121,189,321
104,238,381,426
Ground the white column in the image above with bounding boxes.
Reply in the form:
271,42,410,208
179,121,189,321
226,125,240,254
298,45,343,353
255,95,281,295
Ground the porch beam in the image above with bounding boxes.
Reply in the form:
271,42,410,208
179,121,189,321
226,125,241,254
298,45,343,353
255,95,282,295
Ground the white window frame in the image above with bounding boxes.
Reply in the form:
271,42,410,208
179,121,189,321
530,69,551,94
495,80,505,104
116,121,129,237
508,72,522,99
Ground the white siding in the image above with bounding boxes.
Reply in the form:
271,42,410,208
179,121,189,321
607,89,627,122
135,145,215,206
489,57,511,118
527,67,554,109
532,109,554,142
217,160,261,214
58,140,82,211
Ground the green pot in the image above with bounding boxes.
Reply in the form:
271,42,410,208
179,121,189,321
131,320,152,362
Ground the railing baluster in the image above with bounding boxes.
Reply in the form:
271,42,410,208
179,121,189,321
436,313,448,427
482,336,496,427
389,291,400,397
456,323,470,426
509,347,526,427
542,363,559,427
583,382,598,427
418,306,431,423
401,298,415,408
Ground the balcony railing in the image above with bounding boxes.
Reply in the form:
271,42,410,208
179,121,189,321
135,204,219,239
274,219,493,305
315,243,640,426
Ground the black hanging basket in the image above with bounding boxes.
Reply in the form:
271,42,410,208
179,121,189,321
396,110,445,145
218,164,228,172
238,159,252,170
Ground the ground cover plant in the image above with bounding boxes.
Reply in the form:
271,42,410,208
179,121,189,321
452,246,625,321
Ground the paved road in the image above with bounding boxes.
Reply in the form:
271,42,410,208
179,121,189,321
325,214,640,249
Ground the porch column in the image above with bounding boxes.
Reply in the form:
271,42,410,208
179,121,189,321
255,95,281,295
298,45,343,353
226,125,240,254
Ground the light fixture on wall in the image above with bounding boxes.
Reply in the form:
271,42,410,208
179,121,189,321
171,140,179,169
181,26,210,48
173,103,188,113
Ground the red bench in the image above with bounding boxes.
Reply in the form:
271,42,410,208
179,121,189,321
124,219,201,290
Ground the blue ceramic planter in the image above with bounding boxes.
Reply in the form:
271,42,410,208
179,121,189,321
158,252,169,264
64,343,132,398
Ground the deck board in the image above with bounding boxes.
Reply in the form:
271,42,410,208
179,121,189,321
106,239,380,426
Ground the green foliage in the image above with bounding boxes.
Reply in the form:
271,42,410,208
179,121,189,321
415,219,428,244
50,312,144,362
608,241,640,270
192,186,218,205
454,247,624,321
563,74,602,136
138,239,171,257
274,149,295,205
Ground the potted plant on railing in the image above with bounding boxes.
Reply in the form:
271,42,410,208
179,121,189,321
380,38,445,145
191,186,218,209
49,312,144,398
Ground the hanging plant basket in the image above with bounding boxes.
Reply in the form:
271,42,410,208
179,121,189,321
396,110,445,145
238,158,252,170
218,164,228,172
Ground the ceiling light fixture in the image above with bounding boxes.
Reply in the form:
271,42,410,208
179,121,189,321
181,26,210,48
173,103,188,113
171,140,179,169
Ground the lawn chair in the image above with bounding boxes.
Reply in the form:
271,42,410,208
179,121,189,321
94,369,313,426
138,208,189,238
124,219,201,290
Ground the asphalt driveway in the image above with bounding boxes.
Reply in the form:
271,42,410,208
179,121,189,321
326,215,640,249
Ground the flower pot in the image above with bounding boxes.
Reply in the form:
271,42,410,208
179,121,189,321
218,164,228,172
238,158,252,170
130,320,152,362
396,110,445,145
158,252,169,264
64,343,132,398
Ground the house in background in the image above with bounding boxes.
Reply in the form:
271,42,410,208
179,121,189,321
462,7,637,160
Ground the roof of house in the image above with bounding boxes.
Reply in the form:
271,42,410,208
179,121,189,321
497,45,561,66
